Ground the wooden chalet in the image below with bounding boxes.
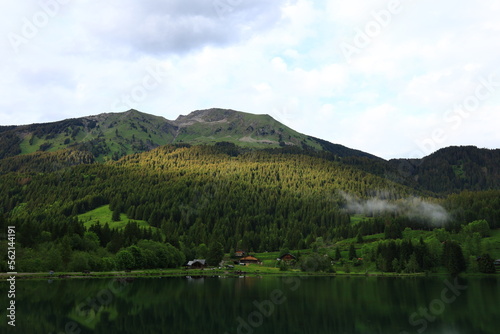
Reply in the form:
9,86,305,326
278,253,297,262
239,256,260,264
234,250,246,258
186,259,207,269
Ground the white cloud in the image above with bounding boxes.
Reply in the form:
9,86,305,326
0,0,499,159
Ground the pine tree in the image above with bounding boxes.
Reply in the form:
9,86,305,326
334,247,342,261
112,208,121,222
349,244,357,260
405,253,420,273
101,223,112,247
443,241,466,275
207,241,224,266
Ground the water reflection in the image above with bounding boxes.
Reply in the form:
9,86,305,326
0,276,498,333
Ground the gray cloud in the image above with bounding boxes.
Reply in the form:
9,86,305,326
74,0,287,56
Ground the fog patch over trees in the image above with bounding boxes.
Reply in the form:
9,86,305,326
341,192,450,226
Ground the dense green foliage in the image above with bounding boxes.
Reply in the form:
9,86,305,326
0,145,409,265
288,220,498,275
0,149,95,174
391,146,500,193
444,190,500,229
0,142,498,273
0,110,499,273
477,253,496,273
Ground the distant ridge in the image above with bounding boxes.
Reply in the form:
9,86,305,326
0,108,379,161
389,146,500,193
1,109,498,194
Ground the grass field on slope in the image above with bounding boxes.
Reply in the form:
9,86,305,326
78,205,150,229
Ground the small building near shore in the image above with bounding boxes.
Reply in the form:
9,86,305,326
278,253,297,263
239,256,260,264
186,259,207,269
234,251,246,258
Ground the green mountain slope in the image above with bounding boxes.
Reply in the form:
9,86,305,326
0,140,499,274
1,109,499,195
5,109,175,162
0,108,379,162
0,144,418,252
389,146,500,193
172,108,311,147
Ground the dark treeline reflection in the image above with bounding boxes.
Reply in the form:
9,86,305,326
0,276,498,333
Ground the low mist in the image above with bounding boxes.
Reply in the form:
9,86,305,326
340,192,450,226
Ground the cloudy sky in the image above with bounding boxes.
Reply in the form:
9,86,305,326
1,0,499,159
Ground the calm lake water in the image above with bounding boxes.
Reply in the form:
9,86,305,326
1,275,498,334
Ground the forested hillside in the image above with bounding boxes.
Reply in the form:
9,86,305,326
2,109,498,194
0,142,499,273
0,145,410,252
390,146,500,193
331,146,500,194
0,110,499,274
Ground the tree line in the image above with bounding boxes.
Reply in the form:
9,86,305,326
0,144,498,272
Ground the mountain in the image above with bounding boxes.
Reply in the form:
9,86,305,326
1,108,499,194
1,110,499,275
0,108,379,162
1,140,499,274
389,146,500,193
0,109,174,162
0,143,422,255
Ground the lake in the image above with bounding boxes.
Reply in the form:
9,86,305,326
1,275,498,333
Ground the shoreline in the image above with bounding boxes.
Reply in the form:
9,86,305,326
1,269,497,280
